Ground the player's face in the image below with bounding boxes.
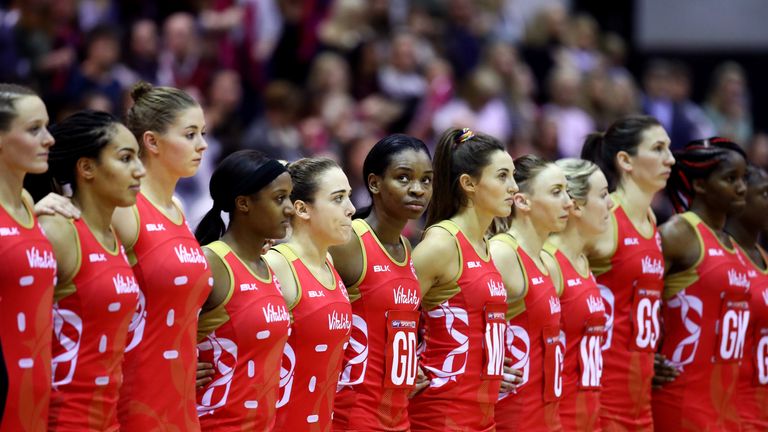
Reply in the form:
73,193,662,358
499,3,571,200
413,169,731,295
374,149,433,221
247,172,294,240
578,170,613,236
737,170,768,232
304,167,355,246
526,164,573,233
623,125,675,193
471,150,518,218
90,124,146,207
0,96,54,175
155,105,208,178
703,150,747,215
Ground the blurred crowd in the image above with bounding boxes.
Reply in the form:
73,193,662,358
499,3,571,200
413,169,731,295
1,0,764,226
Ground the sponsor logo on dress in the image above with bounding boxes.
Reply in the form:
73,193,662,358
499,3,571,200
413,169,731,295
240,283,259,292
468,261,482,269
146,223,165,232
487,311,506,320
393,285,419,305
641,256,664,276
624,237,639,246
26,247,56,269
373,264,390,273
708,248,724,257
174,244,208,269
727,269,750,289
586,295,605,314
567,278,582,287
748,270,757,278
0,226,20,236
113,274,140,294
307,290,325,298
328,311,352,331
549,297,561,314
262,303,290,323
532,276,545,285
89,253,107,263
488,280,506,297
392,320,417,329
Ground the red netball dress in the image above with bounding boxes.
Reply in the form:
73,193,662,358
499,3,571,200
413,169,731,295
588,197,664,431
117,193,212,430
272,244,352,432
408,220,507,432
196,241,290,431
493,234,564,432
0,198,56,432
333,219,421,431
48,218,139,431
733,243,768,431
544,243,605,432
653,212,750,431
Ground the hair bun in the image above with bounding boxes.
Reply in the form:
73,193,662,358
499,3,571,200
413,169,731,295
130,81,154,102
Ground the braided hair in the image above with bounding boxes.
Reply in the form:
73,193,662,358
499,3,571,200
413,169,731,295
666,137,746,212
25,110,118,201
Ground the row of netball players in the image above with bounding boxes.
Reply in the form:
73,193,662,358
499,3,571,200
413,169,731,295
0,80,766,432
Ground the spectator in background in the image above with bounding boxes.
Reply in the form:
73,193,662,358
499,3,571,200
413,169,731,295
482,40,539,147
601,32,631,79
16,0,80,106
306,52,353,115
66,25,124,112
204,69,244,161
199,0,281,95
705,61,753,146
318,0,372,56
407,57,455,142
558,13,601,74
641,59,700,149
433,66,512,144
242,80,305,161
583,66,613,130
442,0,485,80
520,3,568,94
125,19,160,84
668,61,716,141
378,32,428,102
157,12,214,97
378,32,429,130
748,132,768,170
541,66,595,157
604,72,640,122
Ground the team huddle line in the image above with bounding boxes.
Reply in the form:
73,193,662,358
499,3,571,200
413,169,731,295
1,81,766,431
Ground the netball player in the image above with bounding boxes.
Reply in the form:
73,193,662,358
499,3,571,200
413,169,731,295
490,155,572,432
264,157,354,431
0,84,56,431
726,165,768,431
407,128,517,431
193,150,293,430
544,159,613,431
115,82,212,430
34,111,144,430
654,138,750,430
581,115,674,430
330,134,433,431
